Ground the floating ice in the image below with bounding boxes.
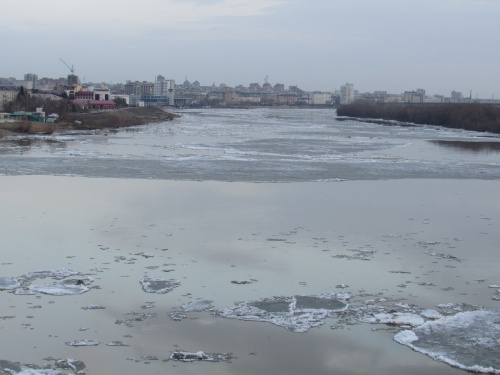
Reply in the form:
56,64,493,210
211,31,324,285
82,304,105,310
362,312,424,327
0,277,20,290
420,309,443,319
55,358,86,373
220,293,349,332
140,277,180,294
106,341,129,346
27,282,89,296
2,269,94,296
168,351,232,362
394,310,500,374
24,268,79,280
0,358,86,374
231,279,257,285
66,340,101,346
181,299,214,312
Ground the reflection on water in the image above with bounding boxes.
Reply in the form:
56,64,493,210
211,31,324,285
429,140,500,153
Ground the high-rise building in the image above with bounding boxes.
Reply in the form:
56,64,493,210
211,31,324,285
340,83,354,104
154,76,175,105
24,73,38,89
125,81,154,96
67,74,79,85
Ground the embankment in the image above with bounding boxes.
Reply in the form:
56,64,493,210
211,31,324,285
337,103,500,133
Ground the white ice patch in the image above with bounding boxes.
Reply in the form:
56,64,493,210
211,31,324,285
28,282,90,296
0,277,20,290
362,312,424,327
394,310,500,374
140,277,180,294
169,351,232,362
181,299,214,312
66,340,101,346
2,269,94,297
219,293,349,333
420,309,443,320
24,268,79,280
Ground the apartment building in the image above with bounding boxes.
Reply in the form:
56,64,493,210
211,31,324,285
340,83,354,105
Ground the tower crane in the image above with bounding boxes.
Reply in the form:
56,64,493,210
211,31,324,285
59,58,75,74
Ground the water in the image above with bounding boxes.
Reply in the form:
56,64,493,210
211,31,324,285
1,108,500,181
1,108,500,374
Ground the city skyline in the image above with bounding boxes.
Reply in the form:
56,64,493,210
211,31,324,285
2,0,499,98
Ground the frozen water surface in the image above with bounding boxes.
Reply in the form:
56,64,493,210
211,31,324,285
139,277,180,294
0,269,94,296
395,310,500,374
220,293,349,332
169,351,232,362
1,108,499,181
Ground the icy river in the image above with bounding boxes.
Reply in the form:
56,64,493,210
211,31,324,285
0,108,499,374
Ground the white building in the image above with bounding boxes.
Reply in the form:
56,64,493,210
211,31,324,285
340,83,354,105
310,92,332,105
154,76,176,106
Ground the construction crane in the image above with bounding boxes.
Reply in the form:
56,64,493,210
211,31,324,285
59,58,75,74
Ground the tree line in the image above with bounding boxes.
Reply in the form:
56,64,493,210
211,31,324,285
337,102,500,133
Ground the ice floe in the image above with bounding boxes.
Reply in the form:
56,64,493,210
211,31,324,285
168,351,232,362
26,282,90,296
219,293,349,332
65,340,101,347
181,299,214,312
0,277,20,291
231,279,257,285
24,268,79,280
394,310,500,374
0,270,94,296
140,277,180,294
0,358,86,374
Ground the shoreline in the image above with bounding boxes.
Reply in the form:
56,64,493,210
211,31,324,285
0,106,179,137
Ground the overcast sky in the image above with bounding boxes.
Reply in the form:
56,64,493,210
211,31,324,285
2,0,499,97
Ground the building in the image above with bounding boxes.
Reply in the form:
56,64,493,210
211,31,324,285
93,88,110,101
0,86,19,111
310,92,333,105
451,90,463,101
223,91,261,105
67,74,79,85
110,94,130,105
125,81,154,96
24,73,38,89
340,83,354,105
403,89,425,103
71,99,116,111
154,76,175,105
273,83,285,93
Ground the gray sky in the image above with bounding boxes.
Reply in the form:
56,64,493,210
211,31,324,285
2,0,499,97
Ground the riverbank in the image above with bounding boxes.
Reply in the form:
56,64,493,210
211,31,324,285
337,103,500,133
0,107,179,136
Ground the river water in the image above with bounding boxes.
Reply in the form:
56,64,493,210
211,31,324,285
0,108,499,375
1,108,500,181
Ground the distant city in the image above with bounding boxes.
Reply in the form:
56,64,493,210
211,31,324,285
1,70,499,113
